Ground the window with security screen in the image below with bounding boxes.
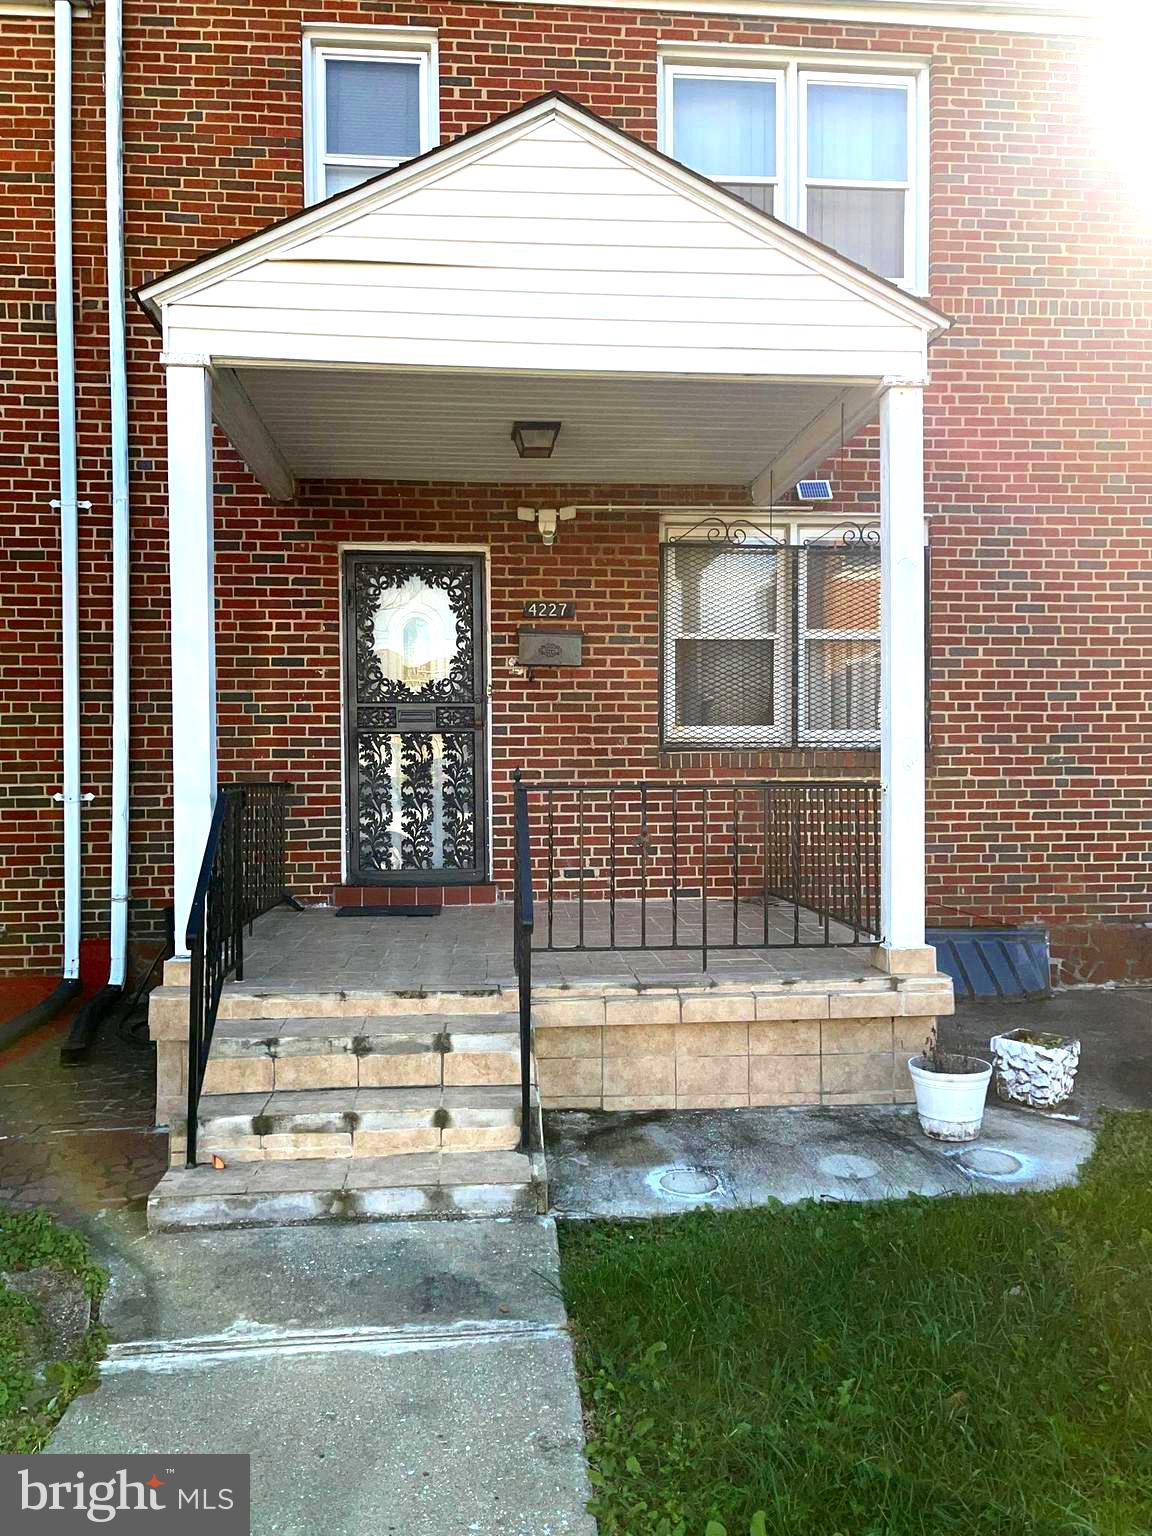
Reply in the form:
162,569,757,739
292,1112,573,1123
661,523,880,750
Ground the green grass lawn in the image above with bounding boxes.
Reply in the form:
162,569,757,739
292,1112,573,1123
559,1112,1152,1536
0,1209,107,1453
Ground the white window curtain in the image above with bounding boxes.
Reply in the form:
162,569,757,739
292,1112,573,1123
326,58,421,159
805,81,909,279
806,83,907,182
672,76,777,179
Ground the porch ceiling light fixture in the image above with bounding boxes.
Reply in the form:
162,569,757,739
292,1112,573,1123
511,420,562,459
517,506,576,547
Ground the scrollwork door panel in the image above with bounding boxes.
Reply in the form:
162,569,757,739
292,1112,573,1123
344,553,487,884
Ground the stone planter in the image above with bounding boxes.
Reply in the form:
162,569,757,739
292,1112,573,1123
907,1055,993,1141
990,1028,1080,1108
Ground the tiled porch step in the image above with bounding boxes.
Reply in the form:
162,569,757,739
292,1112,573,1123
201,1016,523,1095
150,976,953,1043
188,1084,532,1163
212,1012,522,1056
216,985,510,1021
147,984,511,1036
147,1150,545,1233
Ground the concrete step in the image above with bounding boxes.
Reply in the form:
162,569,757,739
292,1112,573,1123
147,1150,547,1232
199,1015,524,1096
187,1084,532,1163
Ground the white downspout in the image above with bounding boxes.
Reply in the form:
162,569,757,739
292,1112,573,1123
53,0,83,983
105,0,130,988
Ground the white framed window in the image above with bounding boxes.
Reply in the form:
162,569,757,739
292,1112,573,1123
661,54,927,291
800,73,915,283
303,27,439,205
660,517,881,751
662,66,785,216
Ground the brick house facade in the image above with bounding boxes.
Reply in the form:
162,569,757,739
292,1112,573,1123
2,0,1149,989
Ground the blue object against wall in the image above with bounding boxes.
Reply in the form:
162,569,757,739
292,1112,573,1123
927,926,1051,1002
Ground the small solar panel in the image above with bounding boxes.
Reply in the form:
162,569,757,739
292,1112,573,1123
795,479,834,501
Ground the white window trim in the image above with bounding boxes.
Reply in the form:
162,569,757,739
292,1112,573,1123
302,25,440,207
658,51,929,295
660,514,881,750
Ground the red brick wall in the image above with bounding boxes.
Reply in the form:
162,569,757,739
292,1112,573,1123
214,484,871,901
1,3,1149,983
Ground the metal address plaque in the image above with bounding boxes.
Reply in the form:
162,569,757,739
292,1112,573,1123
523,600,576,619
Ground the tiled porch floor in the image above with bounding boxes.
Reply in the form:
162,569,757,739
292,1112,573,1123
239,900,879,990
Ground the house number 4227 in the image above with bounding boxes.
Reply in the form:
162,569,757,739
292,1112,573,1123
523,601,576,619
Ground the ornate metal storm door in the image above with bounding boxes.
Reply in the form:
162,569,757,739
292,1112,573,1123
343,552,487,884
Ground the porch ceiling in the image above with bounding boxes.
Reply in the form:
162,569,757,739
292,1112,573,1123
143,94,948,502
233,367,855,486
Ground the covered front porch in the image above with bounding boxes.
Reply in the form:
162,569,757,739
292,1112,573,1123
140,93,949,985
138,93,957,1222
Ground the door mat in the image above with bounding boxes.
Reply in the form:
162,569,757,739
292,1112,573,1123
334,905,442,918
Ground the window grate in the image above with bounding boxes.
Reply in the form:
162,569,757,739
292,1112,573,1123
661,525,880,750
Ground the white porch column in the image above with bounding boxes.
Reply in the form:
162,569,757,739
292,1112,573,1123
164,354,218,957
876,380,934,975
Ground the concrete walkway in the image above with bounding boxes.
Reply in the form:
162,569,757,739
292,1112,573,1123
545,1102,1094,1218
48,1217,596,1536
19,984,1148,1536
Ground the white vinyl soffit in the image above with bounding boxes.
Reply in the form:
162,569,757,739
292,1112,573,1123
236,369,863,486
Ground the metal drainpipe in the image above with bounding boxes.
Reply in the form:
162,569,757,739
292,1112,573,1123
52,0,84,984
61,0,133,1062
105,0,129,990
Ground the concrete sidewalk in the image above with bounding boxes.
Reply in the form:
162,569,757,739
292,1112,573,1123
47,1217,596,1536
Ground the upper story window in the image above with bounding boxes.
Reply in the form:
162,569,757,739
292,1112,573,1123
662,58,925,291
670,73,783,215
303,28,439,204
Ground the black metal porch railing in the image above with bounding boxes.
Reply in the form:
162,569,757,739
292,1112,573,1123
185,781,293,1167
512,775,535,1153
511,775,880,975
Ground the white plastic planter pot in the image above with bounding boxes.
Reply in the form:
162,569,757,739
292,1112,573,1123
907,1056,993,1141
990,1029,1080,1108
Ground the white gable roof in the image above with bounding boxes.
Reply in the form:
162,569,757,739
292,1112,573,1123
140,93,947,381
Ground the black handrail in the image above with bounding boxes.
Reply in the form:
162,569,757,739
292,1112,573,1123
511,769,535,1154
185,781,293,1167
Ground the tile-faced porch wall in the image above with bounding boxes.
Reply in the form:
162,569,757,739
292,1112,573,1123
534,978,951,1111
